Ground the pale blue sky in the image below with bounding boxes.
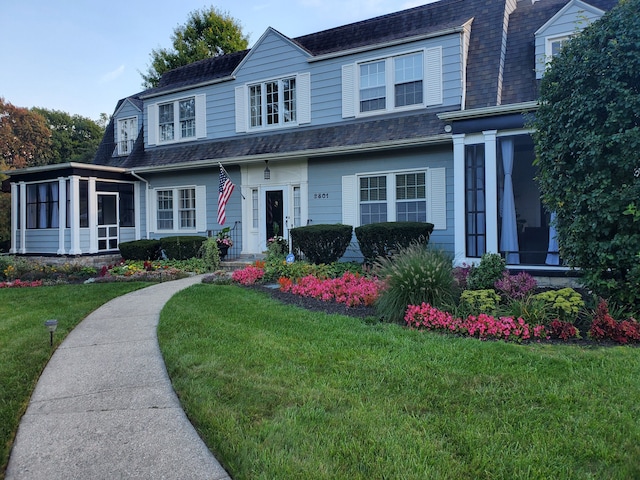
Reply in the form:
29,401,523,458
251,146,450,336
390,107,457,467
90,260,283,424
1,0,436,122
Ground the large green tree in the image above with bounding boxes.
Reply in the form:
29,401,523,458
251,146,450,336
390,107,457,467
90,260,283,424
141,6,249,88
32,108,104,164
533,0,640,308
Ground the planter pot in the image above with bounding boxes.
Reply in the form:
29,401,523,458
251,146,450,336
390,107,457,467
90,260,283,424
218,244,229,260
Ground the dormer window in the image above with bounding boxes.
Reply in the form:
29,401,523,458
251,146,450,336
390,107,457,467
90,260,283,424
147,95,206,146
546,35,572,59
117,117,138,156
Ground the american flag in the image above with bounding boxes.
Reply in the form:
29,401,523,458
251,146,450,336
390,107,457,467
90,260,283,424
217,166,234,225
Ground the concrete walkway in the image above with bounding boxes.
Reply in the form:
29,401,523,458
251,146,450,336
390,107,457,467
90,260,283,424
6,276,231,480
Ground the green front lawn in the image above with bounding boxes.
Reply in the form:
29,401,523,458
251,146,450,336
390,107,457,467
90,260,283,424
159,284,640,480
0,282,150,479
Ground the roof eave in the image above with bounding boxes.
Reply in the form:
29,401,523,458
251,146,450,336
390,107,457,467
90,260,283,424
437,101,539,122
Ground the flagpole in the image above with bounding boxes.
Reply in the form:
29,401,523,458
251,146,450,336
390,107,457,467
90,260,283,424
219,163,245,199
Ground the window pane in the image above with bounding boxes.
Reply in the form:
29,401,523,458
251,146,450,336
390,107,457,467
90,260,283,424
159,104,174,141
283,78,296,123
360,61,386,112
179,188,196,229
266,81,279,125
250,85,262,127
252,189,259,228
360,175,387,225
395,53,423,107
157,190,173,230
179,98,196,138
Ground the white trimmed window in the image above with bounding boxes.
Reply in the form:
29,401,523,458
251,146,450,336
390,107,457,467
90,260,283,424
546,34,572,59
252,189,259,229
147,95,206,145
235,73,311,133
150,186,206,233
342,168,446,229
342,47,442,118
116,117,138,156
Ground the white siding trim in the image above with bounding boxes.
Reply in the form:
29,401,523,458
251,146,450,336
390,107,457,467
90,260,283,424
196,185,207,231
297,72,311,124
147,105,158,146
195,94,207,139
428,167,446,230
341,64,356,118
425,46,443,106
341,175,358,226
235,86,247,133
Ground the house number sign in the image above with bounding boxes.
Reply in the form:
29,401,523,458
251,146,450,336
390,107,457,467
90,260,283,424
313,193,329,199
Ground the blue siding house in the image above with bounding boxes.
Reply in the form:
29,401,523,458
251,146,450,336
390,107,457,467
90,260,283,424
7,0,617,267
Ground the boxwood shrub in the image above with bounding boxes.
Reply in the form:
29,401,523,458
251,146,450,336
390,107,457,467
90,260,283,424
118,239,162,260
289,224,353,264
355,221,434,264
159,236,207,260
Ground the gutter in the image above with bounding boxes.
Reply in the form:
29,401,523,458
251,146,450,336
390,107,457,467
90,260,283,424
437,101,539,122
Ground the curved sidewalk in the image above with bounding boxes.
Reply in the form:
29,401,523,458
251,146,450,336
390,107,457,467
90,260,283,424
6,276,231,480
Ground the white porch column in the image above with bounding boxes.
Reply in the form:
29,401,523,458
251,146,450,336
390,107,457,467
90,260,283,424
88,177,97,253
483,130,499,255
452,133,466,265
134,181,142,240
69,175,81,255
10,183,19,254
18,182,26,254
57,177,67,255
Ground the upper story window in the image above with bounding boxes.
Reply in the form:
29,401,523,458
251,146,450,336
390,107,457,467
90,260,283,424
117,117,138,156
546,35,572,59
147,95,206,146
235,73,311,133
342,47,442,118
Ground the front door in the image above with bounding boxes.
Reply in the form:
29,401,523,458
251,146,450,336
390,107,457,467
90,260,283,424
97,193,119,251
265,190,284,242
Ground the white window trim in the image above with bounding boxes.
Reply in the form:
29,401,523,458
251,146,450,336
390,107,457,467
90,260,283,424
147,94,206,146
545,33,572,61
149,185,206,234
116,117,138,156
342,167,446,229
342,47,442,119
235,72,311,133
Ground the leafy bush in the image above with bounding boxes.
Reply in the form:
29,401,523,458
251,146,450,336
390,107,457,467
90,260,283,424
355,221,433,264
459,289,501,316
549,319,581,341
588,298,640,344
198,237,221,271
290,224,352,264
159,236,207,260
279,272,382,307
466,253,505,290
118,239,162,260
494,271,537,300
533,288,584,323
231,265,265,285
374,244,454,323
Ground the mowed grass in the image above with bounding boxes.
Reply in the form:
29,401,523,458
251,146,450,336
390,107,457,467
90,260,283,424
159,284,640,480
0,282,150,478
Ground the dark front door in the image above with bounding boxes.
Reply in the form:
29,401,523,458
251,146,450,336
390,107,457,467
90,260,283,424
265,190,284,242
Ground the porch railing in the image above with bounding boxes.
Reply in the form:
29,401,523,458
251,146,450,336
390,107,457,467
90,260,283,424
208,221,241,260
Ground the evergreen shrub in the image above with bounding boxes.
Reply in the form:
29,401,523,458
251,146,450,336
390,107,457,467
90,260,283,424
355,221,434,264
160,236,207,260
118,239,162,260
289,224,352,264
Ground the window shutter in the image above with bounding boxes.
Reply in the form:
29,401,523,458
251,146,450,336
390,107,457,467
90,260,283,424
342,175,358,227
235,86,247,133
342,64,356,118
149,189,157,233
147,104,158,146
297,72,311,124
195,94,207,139
195,185,207,231
428,167,446,230
425,47,443,106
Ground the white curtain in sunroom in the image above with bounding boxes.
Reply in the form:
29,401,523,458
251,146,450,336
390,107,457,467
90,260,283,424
500,138,520,264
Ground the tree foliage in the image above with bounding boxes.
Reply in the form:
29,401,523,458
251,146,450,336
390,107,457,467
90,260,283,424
141,7,249,88
0,98,51,170
533,0,640,308
32,108,104,164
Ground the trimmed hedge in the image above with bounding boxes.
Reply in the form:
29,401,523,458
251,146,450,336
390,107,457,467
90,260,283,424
118,239,162,260
290,224,353,264
355,221,434,264
160,236,207,260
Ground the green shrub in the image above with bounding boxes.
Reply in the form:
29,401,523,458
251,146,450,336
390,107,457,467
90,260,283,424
198,238,221,272
466,253,506,290
290,224,352,264
374,244,454,323
355,221,434,264
459,289,501,316
118,239,162,260
499,296,552,325
159,236,207,260
533,288,585,322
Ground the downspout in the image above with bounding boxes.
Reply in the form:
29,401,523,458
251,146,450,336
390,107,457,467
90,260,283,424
130,170,150,240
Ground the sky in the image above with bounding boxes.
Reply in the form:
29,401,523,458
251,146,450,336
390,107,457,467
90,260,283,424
1,0,437,122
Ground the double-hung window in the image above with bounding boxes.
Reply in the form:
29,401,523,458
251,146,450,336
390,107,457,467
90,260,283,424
152,186,206,233
342,47,442,118
249,77,297,128
117,117,138,155
342,168,446,230
148,95,206,145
